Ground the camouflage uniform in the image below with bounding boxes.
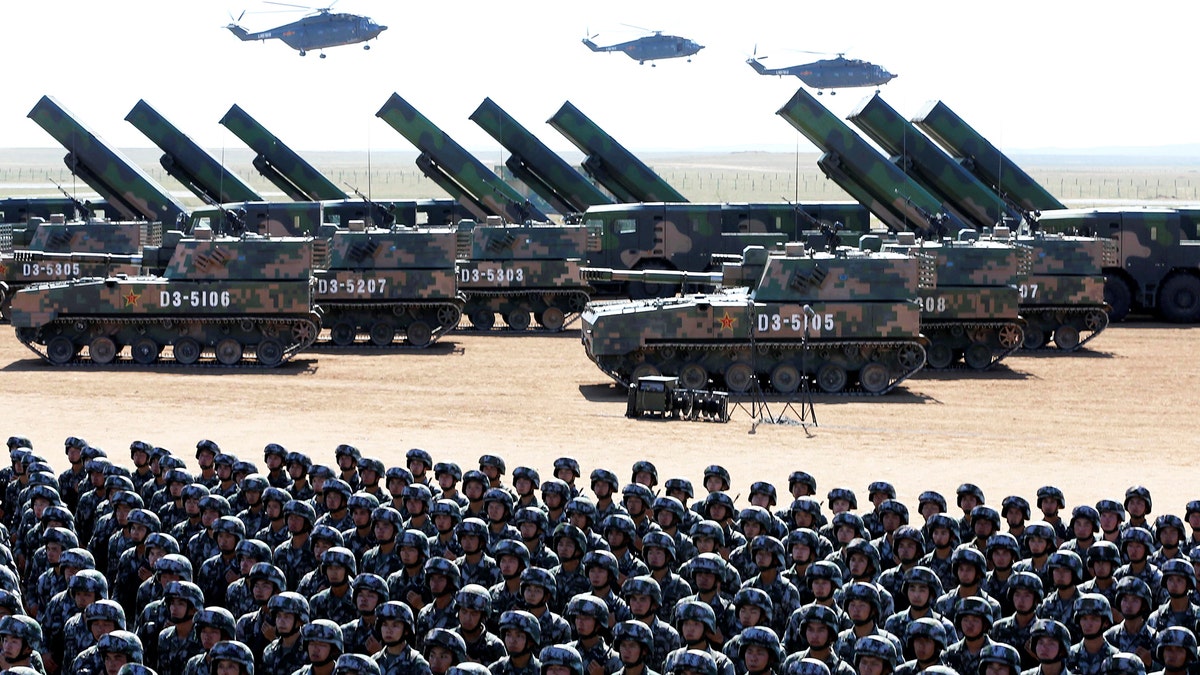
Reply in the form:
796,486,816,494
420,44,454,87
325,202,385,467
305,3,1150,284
489,582,523,620
343,527,377,560
943,636,995,675
157,623,204,675
387,570,428,608
274,538,318,591
185,531,220,571
665,646,734,675
363,545,408,579
311,587,358,625
991,615,1038,658
183,651,213,675
238,507,270,536
532,610,573,649
373,645,431,675
528,544,559,571
1035,591,1082,641
225,578,257,619
197,553,240,607
262,636,307,675
235,608,274,659
1067,640,1118,675
781,650,855,675
62,611,98,667
341,617,378,656
488,656,542,675
458,628,507,666
743,574,803,637
69,644,103,675
571,640,622,675
317,511,355,533
1147,602,1200,633
649,571,692,624
255,522,291,549
297,568,331,598
645,617,681,672
415,601,460,643
551,565,591,615
429,535,465,561
458,555,502,588
170,519,205,550
1102,621,1155,658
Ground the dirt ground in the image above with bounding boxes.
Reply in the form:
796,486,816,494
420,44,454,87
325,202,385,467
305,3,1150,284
2,321,1197,516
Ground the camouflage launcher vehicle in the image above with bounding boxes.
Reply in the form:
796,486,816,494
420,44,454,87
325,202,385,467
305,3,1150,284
457,217,591,332
879,232,1025,370
581,243,929,396
315,220,463,348
984,227,1114,351
0,216,149,320
9,226,320,367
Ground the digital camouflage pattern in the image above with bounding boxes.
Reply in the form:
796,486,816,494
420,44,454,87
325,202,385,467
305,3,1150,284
0,197,114,228
581,202,870,298
470,97,614,215
220,103,348,201
1037,207,1200,322
185,201,326,238
911,100,1066,215
127,99,263,205
548,101,688,204
376,93,549,224
456,217,591,332
848,94,1026,231
581,243,928,396
9,227,320,367
315,220,464,347
28,95,188,224
881,233,1025,369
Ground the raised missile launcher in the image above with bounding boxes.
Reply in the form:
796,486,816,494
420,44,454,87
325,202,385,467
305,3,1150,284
316,220,463,347
457,217,591,332
581,243,929,396
9,226,320,367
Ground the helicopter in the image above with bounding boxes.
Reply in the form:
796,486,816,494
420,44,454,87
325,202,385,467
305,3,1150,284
582,26,703,66
226,2,386,58
746,50,896,94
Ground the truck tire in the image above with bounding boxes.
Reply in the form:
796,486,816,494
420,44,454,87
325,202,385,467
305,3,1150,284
1158,274,1200,323
1104,276,1133,322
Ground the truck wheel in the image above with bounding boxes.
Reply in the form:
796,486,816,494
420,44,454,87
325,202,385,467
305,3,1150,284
1104,276,1133,322
1158,274,1200,323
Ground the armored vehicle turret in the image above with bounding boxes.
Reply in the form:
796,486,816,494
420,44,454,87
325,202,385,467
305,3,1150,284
316,220,463,347
581,244,929,396
10,226,320,367
457,217,591,332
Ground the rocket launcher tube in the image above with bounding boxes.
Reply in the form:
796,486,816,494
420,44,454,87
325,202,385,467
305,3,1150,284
219,104,348,202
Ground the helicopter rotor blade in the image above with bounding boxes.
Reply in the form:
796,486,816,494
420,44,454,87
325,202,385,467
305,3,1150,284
619,22,657,34
264,1,313,9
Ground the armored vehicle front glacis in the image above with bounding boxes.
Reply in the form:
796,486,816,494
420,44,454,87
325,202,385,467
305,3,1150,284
10,227,320,367
882,232,1025,370
457,218,591,332
315,220,463,347
581,244,929,395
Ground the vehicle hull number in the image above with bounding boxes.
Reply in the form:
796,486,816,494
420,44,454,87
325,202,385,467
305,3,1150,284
22,262,81,277
160,290,232,308
915,297,948,312
316,278,388,295
1018,283,1039,299
757,312,834,333
460,267,525,284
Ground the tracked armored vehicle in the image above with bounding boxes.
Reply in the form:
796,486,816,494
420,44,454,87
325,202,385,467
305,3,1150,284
316,220,463,347
457,217,591,332
581,243,929,396
10,226,320,367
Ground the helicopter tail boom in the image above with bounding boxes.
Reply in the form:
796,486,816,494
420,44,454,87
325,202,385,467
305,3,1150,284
581,38,605,52
746,58,769,75
226,24,257,41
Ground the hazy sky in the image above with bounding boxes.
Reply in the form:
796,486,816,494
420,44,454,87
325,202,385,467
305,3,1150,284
4,1,1198,158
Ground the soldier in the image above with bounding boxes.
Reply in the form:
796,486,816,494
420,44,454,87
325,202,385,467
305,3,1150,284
885,566,955,648
623,576,680,673
286,451,315,501
64,598,126,668
581,550,632,623
1023,619,1076,675
934,545,1000,627
113,508,161,615
47,567,107,667
863,483,897,541
1096,502,1125,547
457,518,502,588
991,572,1045,670
1001,496,1031,545
127,441,155,498
590,470,626,523
94,630,145,675
293,620,346,675
405,485,438,539
198,515,246,607
565,595,622,675
386,529,432,613
57,436,89,513
342,574,389,656
186,494,231,571
29,526,77,618
213,456,241,502
233,563,287,658
679,554,733,640
406,450,437,495
851,635,897,675
779,605,855,675
334,445,362,492
373,601,430,675
69,600,128,675
833,583,901,667
620,485,660,546
613,620,660,675
747,483,787,541
978,643,1022,675
1036,487,1069,546
1152,627,1196,675
490,540,531,621
877,528,925,615
631,462,658,491
133,554,192,665
424,628,467,675
311,546,360,625
194,440,220,489
319,479,357,533
156,580,205,675
1185,502,1200,556
235,474,270,536
954,485,985,544
415,557,463,646
261,592,311,675
942,597,995,675
726,587,774,649
891,618,947,675
1150,515,1187,568
1122,488,1152,536
345,492,382,560
553,459,581,499
274,500,319,590
869,502,910,576
519,568,572,648
492,611,543,675
263,444,292,491
1078,542,1121,611
512,467,543,513
1113,528,1162,602
435,463,468,510
483,490,522,550
968,507,1002,552
1146,560,1199,632
452,585,505,665
744,536,802,638
661,480,699,533
1067,595,1117,675
478,455,509,495
225,539,275,619
462,471,489,522
641,532,691,624
0,616,43,674
515,508,558,572
1102,577,1154,667
169,483,209,546
384,468,413,514
363,508,407,579
916,515,958,593
208,640,257,675
181,607,236,675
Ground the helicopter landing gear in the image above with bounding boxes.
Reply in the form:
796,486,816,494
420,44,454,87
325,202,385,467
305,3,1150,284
830,90,836,95
651,63,657,67
319,52,326,59
299,50,307,56
364,44,370,50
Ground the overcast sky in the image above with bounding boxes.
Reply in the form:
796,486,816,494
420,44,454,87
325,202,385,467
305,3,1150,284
4,1,1197,157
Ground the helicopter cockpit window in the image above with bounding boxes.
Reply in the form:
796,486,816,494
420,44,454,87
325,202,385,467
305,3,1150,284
616,218,637,234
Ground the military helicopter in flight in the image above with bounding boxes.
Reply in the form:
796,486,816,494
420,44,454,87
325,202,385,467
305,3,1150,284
583,26,703,66
746,49,897,94
226,2,387,58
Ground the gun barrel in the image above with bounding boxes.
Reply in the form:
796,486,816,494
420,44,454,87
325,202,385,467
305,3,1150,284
580,267,723,286
219,104,347,202
377,94,548,223
547,101,687,203
14,249,143,266
28,96,188,224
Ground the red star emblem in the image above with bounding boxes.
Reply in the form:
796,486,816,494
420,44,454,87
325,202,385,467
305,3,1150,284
0,262,7,277
123,290,141,308
718,311,736,331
